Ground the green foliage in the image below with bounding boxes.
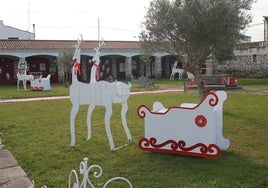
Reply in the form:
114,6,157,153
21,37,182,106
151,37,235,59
215,48,235,63
0,81,267,187
140,0,254,97
141,0,253,63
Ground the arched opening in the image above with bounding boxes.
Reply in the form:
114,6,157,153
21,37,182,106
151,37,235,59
0,56,16,85
161,55,177,78
26,55,58,83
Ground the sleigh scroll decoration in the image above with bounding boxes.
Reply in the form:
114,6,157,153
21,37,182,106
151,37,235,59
137,91,230,159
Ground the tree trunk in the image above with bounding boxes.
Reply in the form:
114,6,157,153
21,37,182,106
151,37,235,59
194,69,207,100
187,58,208,100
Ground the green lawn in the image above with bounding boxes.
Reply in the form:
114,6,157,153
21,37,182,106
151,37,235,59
0,79,267,187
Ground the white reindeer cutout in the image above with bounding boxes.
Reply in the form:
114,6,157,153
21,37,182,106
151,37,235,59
17,58,34,90
69,36,132,150
170,60,184,80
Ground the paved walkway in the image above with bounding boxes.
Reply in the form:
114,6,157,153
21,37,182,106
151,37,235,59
0,88,184,187
0,146,31,188
0,89,184,103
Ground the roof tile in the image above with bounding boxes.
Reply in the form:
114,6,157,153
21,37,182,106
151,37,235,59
0,40,141,50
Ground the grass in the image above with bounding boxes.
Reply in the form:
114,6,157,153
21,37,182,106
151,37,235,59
0,84,70,99
237,78,268,85
0,78,268,187
1,77,266,100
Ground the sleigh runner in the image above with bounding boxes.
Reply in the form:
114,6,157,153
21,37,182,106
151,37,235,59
137,91,230,158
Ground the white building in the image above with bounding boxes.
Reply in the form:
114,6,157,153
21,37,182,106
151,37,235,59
0,20,34,40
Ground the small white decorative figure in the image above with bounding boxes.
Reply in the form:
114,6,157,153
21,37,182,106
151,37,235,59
69,36,132,150
6,72,10,80
138,91,230,158
17,58,34,90
186,71,195,82
170,60,184,80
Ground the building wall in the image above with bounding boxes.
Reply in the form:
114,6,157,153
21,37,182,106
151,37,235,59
1,39,267,86
0,20,35,40
218,42,268,77
0,50,176,85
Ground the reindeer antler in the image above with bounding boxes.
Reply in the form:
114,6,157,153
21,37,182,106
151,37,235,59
72,35,83,61
94,38,105,53
77,34,83,47
98,38,105,49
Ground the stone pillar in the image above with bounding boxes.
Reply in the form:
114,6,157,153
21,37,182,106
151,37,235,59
125,56,132,79
155,56,162,78
205,59,219,76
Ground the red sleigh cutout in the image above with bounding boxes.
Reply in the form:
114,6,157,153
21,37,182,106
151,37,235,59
137,91,230,159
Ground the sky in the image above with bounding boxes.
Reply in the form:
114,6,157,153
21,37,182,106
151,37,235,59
0,0,267,42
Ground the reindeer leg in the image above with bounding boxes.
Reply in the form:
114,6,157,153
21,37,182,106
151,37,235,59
23,79,26,90
87,104,95,140
121,102,132,143
105,104,114,150
17,80,19,91
70,104,79,147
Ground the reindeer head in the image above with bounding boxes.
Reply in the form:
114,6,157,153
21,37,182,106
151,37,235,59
92,39,105,65
72,35,83,62
17,58,27,74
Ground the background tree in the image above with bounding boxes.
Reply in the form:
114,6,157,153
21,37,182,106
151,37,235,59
57,49,73,87
140,0,254,98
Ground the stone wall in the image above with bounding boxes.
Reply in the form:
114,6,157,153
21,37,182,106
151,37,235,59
218,42,268,78
218,57,268,78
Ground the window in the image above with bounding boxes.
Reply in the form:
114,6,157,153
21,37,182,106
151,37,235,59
40,63,46,71
8,37,19,40
253,54,257,63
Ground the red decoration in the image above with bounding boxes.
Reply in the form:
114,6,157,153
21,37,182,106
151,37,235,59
138,137,222,159
73,62,81,75
195,115,207,127
93,63,100,80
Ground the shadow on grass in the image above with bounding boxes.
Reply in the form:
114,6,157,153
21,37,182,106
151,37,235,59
128,150,268,187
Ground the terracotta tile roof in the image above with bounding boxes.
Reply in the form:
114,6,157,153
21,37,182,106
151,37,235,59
0,40,141,50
